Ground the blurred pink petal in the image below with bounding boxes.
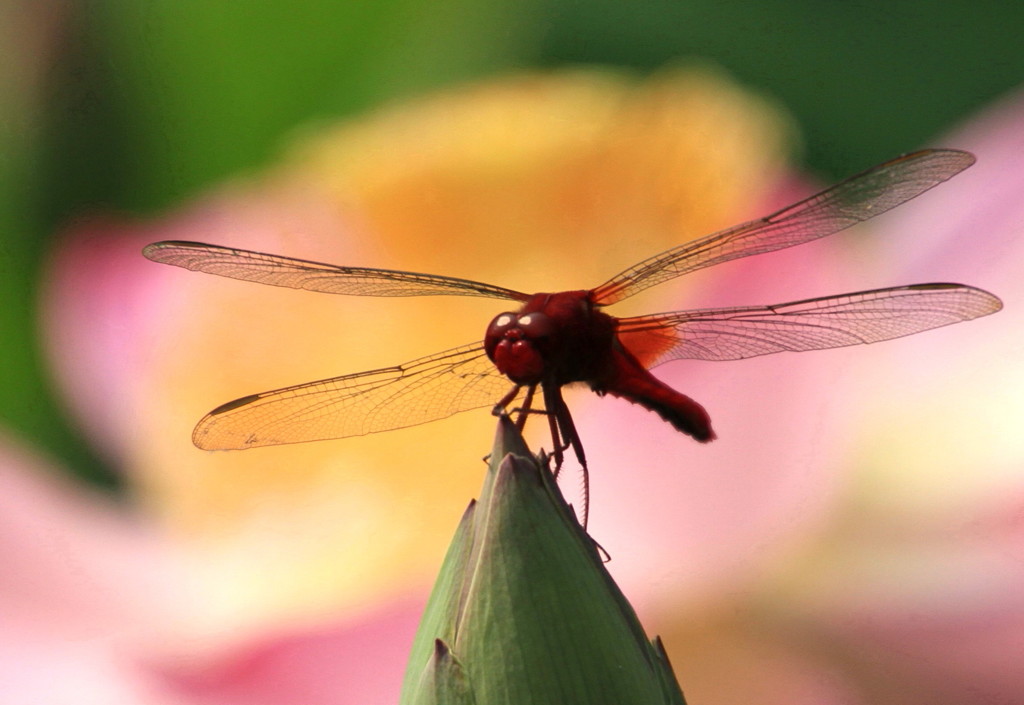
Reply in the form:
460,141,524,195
42,182,354,467
780,87,1024,705
156,599,422,705
0,425,431,704
799,492,1024,704
587,177,863,604
658,88,1024,705
0,432,188,704
43,217,169,464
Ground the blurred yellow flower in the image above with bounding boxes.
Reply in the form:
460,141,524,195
286,69,791,290
46,67,791,640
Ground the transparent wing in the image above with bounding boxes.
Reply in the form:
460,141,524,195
144,240,530,301
616,284,1002,366
593,149,976,305
191,342,522,449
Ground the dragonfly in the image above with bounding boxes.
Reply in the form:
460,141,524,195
144,149,1001,522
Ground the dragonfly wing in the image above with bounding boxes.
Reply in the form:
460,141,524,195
192,342,519,449
616,284,1002,366
144,241,530,301
593,150,975,305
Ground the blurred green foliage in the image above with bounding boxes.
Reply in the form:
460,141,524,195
535,0,1023,176
2,0,1021,485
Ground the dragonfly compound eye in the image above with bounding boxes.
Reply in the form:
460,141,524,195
517,312,554,339
484,312,516,351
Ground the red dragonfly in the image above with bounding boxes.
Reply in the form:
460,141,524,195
144,149,1000,518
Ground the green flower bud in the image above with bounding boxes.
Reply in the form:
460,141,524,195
401,415,686,705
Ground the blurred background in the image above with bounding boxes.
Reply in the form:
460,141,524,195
2,2,1022,704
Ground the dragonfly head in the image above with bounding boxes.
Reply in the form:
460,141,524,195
484,310,554,384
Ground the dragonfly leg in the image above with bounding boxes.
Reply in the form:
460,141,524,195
492,384,543,432
543,383,590,528
536,383,566,478
492,384,522,418
545,398,565,478
513,384,537,431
